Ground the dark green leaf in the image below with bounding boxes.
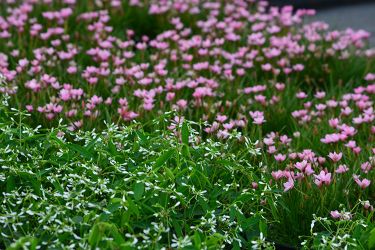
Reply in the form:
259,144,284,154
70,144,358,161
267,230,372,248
181,122,189,145
66,143,93,159
369,228,375,249
154,149,175,169
6,175,16,192
134,182,144,200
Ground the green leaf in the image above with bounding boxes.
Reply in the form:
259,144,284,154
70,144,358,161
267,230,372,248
108,224,126,245
172,220,183,237
6,175,16,192
369,228,375,249
165,167,175,180
181,122,189,145
107,198,122,213
194,231,201,248
22,134,45,142
127,198,140,217
119,243,135,250
241,216,260,231
133,182,144,200
51,178,64,194
206,233,225,248
88,223,101,247
19,172,42,196
181,144,190,158
72,216,83,224
66,143,93,159
154,149,174,169
108,139,117,155
7,236,38,250
259,220,267,237
88,222,125,248
136,131,147,143
86,136,99,150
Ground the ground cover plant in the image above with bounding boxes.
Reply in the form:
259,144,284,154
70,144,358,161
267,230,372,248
0,95,272,249
0,0,374,249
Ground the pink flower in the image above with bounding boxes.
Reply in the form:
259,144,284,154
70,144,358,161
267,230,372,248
176,99,188,110
339,124,356,136
263,137,274,145
274,153,286,162
318,157,326,165
67,66,77,74
304,165,315,176
117,107,138,121
341,107,352,116
275,83,285,91
254,95,266,105
314,171,332,187
25,105,33,112
335,164,349,174
345,140,356,148
294,160,308,171
253,116,265,125
360,162,372,173
315,104,326,111
320,133,341,144
59,89,71,101
326,100,338,108
352,147,361,154
293,64,304,72
283,178,294,192
105,98,112,105
272,170,284,180
249,111,265,125
204,122,220,134
328,152,342,162
314,91,326,99
328,118,340,128
362,201,374,211
217,130,230,139
216,114,227,123
261,63,272,71
279,135,291,145
330,210,352,220
365,73,375,81
288,153,297,160
353,175,371,189
296,91,307,99
330,210,341,219
267,146,277,154
25,79,41,92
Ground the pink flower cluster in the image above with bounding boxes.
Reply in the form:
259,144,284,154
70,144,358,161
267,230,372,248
267,75,374,198
0,0,372,132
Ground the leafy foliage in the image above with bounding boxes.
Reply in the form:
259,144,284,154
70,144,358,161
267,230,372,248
0,95,270,249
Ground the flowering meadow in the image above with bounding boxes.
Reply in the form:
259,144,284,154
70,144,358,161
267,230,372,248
0,0,375,249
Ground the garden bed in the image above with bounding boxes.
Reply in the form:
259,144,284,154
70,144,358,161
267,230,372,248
0,0,374,249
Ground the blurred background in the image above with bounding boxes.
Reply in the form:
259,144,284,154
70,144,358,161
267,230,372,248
269,0,375,46
268,0,375,9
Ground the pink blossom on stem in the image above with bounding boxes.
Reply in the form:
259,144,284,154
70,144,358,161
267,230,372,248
353,175,371,189
328,152,342,162
283,178,294,192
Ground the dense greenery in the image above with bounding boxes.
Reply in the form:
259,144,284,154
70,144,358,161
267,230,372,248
0,95,272,249
0,0,374,249
1,94,375,249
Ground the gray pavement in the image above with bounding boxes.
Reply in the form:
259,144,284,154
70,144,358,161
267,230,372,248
308,3,375,46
